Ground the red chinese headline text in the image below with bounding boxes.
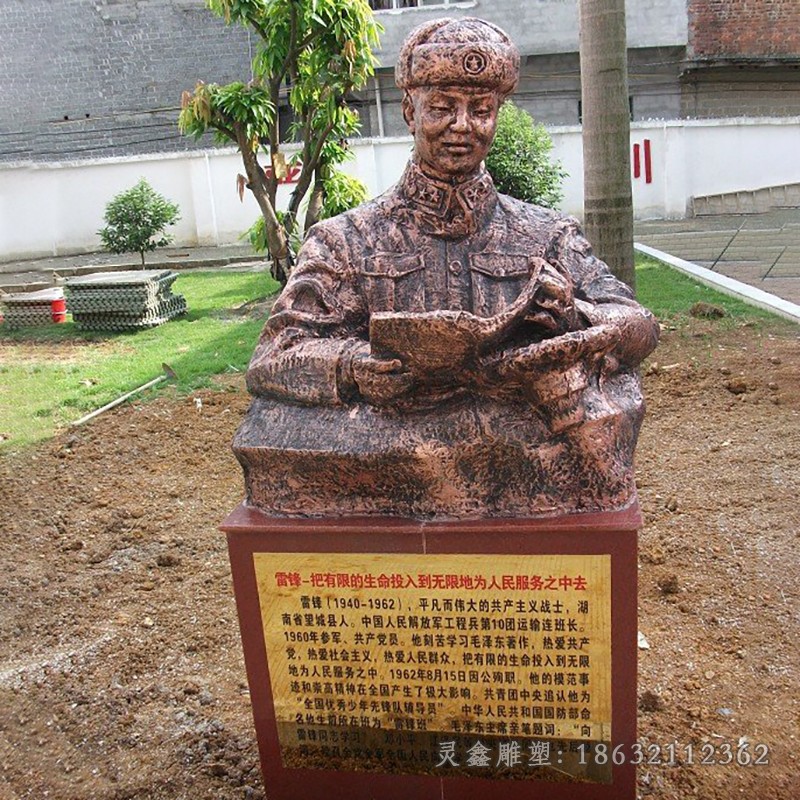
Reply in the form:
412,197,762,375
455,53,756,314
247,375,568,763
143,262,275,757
274,572,588,591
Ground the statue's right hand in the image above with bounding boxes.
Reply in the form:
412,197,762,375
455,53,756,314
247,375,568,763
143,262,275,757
352,354,414,406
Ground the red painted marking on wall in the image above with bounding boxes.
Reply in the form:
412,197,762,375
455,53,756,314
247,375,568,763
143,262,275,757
644,139,652,184
633,143,641,179
263,164,302,184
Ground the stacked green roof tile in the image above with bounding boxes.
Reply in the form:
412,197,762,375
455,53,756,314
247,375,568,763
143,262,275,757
1,288,65,328
65,271,187,331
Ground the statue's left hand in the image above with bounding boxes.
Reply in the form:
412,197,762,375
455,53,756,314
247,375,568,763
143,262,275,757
352,353,415,406
483,325,620,381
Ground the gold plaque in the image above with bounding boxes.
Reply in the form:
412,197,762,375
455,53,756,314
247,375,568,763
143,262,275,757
253,552,611,778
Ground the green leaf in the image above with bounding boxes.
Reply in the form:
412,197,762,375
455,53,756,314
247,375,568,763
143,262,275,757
319,169,367,220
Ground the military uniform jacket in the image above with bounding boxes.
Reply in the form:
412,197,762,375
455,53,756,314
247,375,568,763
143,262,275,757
246,160,653,406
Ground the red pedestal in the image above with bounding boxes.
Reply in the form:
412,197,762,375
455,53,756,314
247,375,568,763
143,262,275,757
221,504,640,800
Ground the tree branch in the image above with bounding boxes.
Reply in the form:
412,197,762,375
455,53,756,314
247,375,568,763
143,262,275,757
287,2,299,83
274,2,304,86
265,78,281,206
287,110,337,224
247,13,270,44
234,121,287,261
211,121,236,142
307,117,338,174
296,30,319,53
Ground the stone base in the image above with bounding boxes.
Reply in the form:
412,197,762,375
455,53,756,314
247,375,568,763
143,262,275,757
221,504,639,800
233,383,644,519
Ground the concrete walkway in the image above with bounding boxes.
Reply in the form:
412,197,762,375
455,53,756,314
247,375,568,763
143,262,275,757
0,245,267,294
635,209,800,306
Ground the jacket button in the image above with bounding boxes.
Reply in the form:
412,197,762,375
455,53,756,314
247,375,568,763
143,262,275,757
448,260,462,275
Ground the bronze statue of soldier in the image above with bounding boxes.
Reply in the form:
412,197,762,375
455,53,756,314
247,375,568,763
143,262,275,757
234,17,659,519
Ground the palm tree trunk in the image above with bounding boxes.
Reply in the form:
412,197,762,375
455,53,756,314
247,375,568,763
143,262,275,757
579,0,636,291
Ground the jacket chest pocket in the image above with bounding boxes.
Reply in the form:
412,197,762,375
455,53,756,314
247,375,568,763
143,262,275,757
361,253,426,312
469,253,531,317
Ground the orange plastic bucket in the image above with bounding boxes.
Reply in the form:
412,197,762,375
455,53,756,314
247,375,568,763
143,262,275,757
51,297,67,323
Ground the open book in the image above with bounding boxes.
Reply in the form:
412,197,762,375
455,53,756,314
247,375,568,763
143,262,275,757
369,258,546,376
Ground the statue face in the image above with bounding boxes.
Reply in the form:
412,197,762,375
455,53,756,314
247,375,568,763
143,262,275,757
405,87,501,180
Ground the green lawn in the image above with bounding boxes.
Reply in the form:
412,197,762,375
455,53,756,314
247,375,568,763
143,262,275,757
0,270,277,450
635,253,784,325
0,257,789,451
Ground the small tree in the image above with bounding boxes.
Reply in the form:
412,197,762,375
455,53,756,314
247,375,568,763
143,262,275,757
486,101,566,209
98,179,181,267
179,0,380,286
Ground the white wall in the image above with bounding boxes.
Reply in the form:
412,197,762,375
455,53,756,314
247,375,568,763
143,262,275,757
549,117,800,221
1,117,799,261
681,119,800,201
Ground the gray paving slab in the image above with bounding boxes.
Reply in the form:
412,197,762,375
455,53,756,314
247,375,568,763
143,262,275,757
637,209,800,235
713,264,771,282
635,209,800,315
66,270,175,287
768,265,800,279
1,287,64,302
0,244,262,273
762,278,800,305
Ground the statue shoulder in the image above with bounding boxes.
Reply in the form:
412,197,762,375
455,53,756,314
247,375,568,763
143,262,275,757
305,194,390,241
294,194,392,274
495,192,578,235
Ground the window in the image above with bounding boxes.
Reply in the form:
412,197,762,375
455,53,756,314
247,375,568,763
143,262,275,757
369,1,465,10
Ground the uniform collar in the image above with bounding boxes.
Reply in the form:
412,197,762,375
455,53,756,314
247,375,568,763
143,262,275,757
396,159,497,239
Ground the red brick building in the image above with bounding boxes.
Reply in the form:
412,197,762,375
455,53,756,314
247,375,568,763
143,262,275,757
684,0,800,117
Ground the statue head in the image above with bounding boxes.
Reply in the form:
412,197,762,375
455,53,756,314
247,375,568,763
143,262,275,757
395,17,520,180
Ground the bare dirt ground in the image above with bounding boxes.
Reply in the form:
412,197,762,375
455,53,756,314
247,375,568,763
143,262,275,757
1,317,798,800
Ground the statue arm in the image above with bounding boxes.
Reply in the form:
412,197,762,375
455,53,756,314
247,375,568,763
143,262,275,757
548,216,660,367
245,224,368,405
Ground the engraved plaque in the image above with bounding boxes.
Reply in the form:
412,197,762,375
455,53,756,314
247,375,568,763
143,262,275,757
253,552,612,781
